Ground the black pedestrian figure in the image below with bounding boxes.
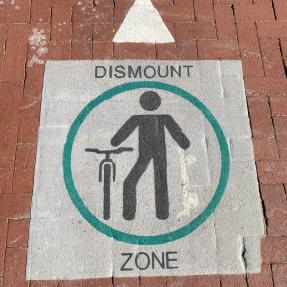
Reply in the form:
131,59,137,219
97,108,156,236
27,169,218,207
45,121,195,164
111,91,190,220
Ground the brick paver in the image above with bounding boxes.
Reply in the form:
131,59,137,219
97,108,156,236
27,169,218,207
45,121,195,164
0,0,287,286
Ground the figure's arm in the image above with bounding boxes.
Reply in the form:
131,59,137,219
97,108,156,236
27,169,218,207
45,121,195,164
164,115,190,150
111,116,138,146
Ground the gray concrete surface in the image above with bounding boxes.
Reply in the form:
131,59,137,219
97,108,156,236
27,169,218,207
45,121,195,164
27,60,264,279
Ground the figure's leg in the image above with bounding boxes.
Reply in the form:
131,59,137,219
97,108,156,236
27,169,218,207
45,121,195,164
123,156,150,220
153,152,169,220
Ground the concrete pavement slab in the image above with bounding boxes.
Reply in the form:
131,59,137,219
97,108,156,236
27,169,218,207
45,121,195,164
27,60,264,279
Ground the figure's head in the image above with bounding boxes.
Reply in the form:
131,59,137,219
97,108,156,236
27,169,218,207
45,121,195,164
139,91,161,111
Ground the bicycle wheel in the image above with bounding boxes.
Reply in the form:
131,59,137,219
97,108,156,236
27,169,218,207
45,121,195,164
103,164,111,220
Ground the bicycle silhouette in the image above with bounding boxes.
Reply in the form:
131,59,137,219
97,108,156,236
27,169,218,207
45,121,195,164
85,147,133,220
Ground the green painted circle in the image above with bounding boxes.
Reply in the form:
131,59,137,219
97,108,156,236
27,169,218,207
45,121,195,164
63,81,230,245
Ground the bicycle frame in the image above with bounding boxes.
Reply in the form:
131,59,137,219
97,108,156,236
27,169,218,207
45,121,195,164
85,147,133,220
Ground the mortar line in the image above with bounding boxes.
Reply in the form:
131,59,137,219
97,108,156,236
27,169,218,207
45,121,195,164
231,4,239,46
266,95,276,143
254,21,267,78
193,0,196,22
278,38,287,78
245,273,250,287
283,183,287,202
28,0,32,23
271,0,277,20
269,264,276,287
22,39,29,102
212,1,218,40
260,184,269,237
0,26,7,78
2,219,9,287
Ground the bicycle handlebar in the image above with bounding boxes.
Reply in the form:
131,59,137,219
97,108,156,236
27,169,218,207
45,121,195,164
85,147,134,155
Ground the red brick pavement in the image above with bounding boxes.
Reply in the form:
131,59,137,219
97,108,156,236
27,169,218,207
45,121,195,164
0,0,287,286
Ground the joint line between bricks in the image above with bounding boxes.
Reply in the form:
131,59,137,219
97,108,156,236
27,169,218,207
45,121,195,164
258,184,269,235
26,246,31,287
23,41,29,102
271,0,277,20
245,273,250,287
2,219,9,286
270,264,276,287
28,0,32,25
12,122,20,193
255,22,268,78
50,7,53,41
112,42,115,60
278,38,287,78
48,5,52,25
231,4,240,53
175,41,178,61
193,0,196,22
212,1,219,40
155,44,158,60
283,184,287,202
273,112,284,161
267,96,277,142
91,22,94,60
0,26,8,78
71,8,75,40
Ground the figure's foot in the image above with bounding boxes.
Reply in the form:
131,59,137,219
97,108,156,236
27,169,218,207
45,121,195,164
123,211,136,220
156,212,169,220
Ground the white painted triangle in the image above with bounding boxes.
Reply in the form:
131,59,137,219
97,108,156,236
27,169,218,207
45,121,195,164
113,0,175,43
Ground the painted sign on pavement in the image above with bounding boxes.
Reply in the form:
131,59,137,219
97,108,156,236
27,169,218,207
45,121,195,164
27,61,264,280
113,0,175,43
